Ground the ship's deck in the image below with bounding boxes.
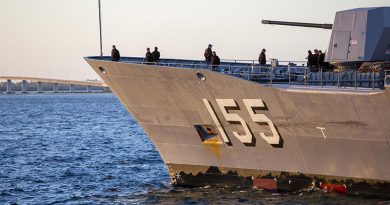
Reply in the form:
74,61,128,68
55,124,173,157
87,56,387,95
270,84,384,95
88,56,272,71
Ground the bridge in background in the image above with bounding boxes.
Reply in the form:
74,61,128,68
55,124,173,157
0,76,109,94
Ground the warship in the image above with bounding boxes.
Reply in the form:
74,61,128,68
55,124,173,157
85,7,390,197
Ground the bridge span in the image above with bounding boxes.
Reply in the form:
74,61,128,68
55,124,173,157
0,76,109,94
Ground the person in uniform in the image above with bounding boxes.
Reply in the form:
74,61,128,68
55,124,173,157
211,51,220,71
204,44,213,64
145,48,153,64
318,50,325,69
313,49,320,71
152,47,160,62
258,49,266,66
111,45,120,61
307,50,314,68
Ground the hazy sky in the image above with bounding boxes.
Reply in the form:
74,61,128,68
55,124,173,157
0,0,389,80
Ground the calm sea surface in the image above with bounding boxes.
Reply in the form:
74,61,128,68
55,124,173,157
0,94,388,205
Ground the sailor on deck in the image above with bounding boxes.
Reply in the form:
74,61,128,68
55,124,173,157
111,45,120,61
259,48,266,66
318,50,325,69
211,51,220,71
312,49,319,71
307,50,315,68
152,47,160,62
145,48,153,64
204,44,213,64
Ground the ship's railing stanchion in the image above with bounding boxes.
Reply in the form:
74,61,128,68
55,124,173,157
354,68,357,89
337,70,340,88
270,59,277,87
304,66,307,86
320,67,323,87
372,70,375,90
248,66,251,80
288,64,291,86
270,67,273,87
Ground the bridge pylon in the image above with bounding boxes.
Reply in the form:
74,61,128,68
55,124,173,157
22,80,28,94
6,79,14,94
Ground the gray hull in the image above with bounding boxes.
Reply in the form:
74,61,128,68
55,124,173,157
86,58,390,196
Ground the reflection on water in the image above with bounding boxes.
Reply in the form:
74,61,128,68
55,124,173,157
0,94,387,204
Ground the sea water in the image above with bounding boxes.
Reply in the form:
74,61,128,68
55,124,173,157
0,94,387,204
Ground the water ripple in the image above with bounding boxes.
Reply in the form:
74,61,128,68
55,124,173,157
0,94,386,204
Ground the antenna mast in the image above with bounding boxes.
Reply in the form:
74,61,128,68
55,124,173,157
98,0,103,57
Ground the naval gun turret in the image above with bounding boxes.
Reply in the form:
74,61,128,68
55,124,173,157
261,20,333,30
262,7,390,71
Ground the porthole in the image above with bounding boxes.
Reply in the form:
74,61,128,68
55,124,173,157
196,72,206,81
99,66,106,75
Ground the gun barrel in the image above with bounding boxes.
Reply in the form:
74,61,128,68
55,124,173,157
262,20,333,29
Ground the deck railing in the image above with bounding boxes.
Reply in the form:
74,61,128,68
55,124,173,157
92,56,387,90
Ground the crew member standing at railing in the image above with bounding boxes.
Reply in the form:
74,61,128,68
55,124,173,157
318,50,325,69
145,48,153,64
111,45,120,61
204,44,213,64
211,51,220,71
259,48,266,66
312,49,319,71
152,47,160,62
307,50,314,68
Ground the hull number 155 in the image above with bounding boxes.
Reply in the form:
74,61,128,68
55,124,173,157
202,99,280,146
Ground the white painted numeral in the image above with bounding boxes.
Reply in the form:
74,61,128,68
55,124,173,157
243,99,280,145
216,99,253,144
202,99,230,143
202,98,280,146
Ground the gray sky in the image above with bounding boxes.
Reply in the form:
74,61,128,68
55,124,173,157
0,0,389,80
